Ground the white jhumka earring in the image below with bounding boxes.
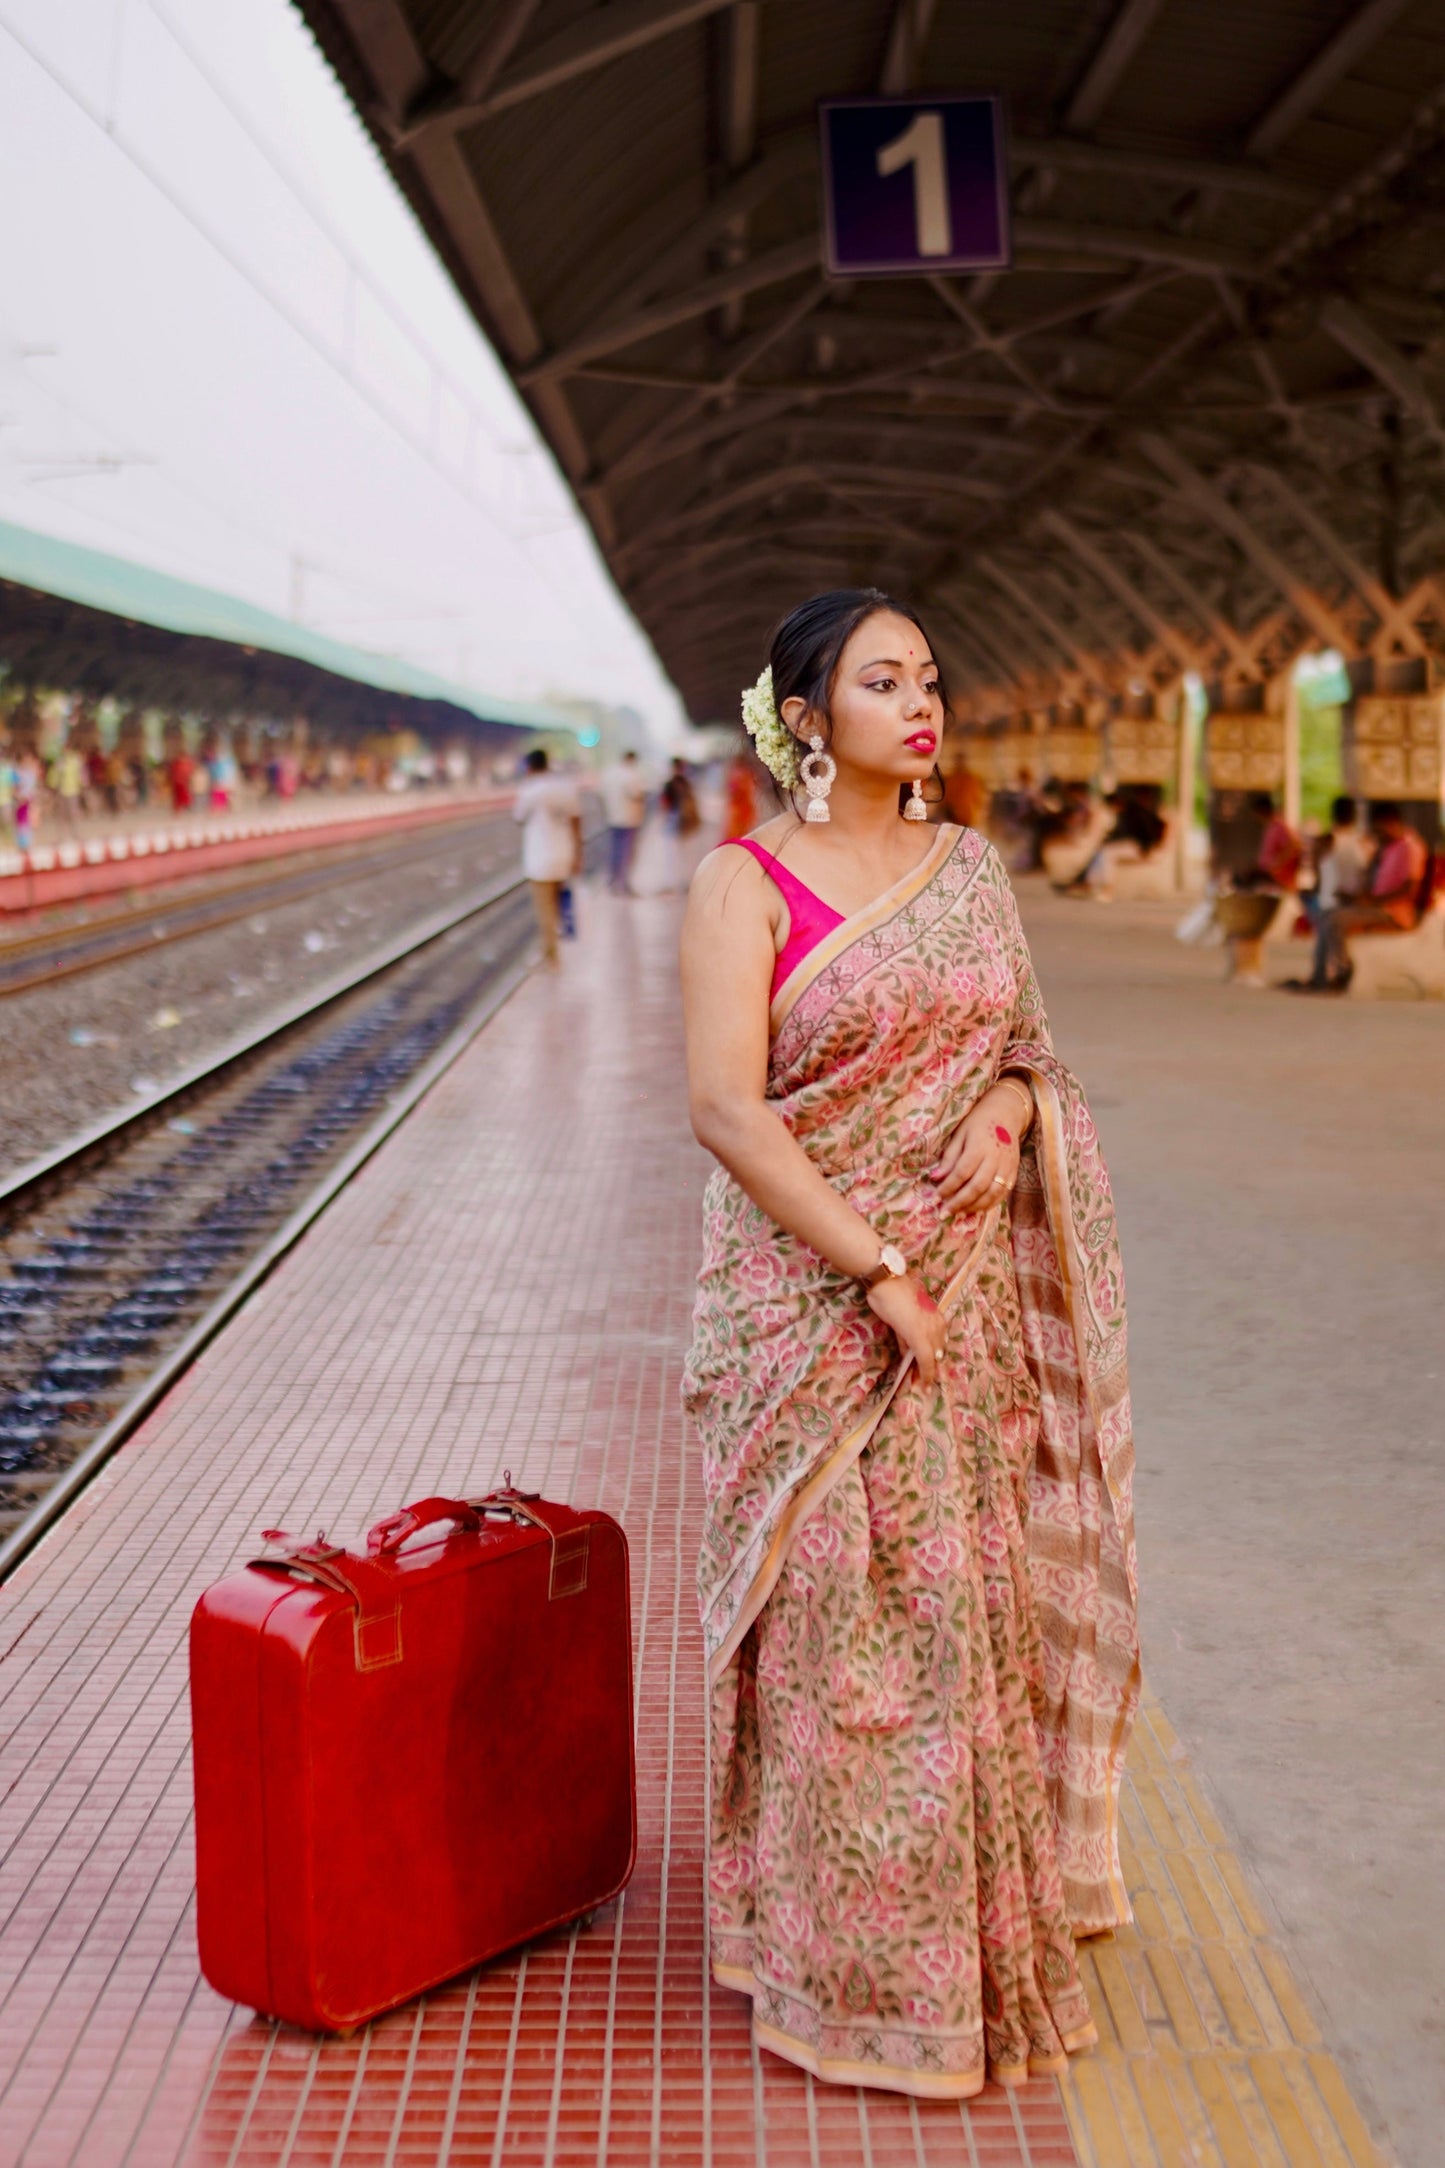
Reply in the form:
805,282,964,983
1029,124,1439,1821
903,778,928,821
799,734,836,824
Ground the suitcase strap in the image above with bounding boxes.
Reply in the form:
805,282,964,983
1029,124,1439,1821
467,1486,592,1601
252,1536,404,1671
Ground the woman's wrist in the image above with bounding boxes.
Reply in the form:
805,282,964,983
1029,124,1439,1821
990,1075,1034,1135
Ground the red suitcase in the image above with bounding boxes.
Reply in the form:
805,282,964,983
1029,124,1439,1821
190,1482,635,2032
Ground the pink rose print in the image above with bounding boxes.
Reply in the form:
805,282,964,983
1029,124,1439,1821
773,1899,814,1948
912,1530,966,1580
915,1729,965,1786
976,1514,1010,1570
909,1790,948,1828
914,1941,959,1992
904,1996,944,2027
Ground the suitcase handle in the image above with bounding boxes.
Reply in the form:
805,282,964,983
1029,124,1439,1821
365,1496,484,1556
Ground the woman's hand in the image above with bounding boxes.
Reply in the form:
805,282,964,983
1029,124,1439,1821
867,1272,947,1386
927,1085,1026,1208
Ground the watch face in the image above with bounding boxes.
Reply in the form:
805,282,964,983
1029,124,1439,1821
881,1245,907,1277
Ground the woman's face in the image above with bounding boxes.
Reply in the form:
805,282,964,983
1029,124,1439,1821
785,610,944,784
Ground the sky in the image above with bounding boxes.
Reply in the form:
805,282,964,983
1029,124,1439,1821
0,0,685,739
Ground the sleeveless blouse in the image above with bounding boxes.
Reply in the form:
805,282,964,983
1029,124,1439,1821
722,837,846,999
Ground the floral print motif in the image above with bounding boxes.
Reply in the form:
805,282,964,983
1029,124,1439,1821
684,829,1139,2096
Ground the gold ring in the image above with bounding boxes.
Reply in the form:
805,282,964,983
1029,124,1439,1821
991,1175,1006,1190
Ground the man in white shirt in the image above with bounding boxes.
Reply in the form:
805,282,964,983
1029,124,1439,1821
512,748,582,965
599,749,648,894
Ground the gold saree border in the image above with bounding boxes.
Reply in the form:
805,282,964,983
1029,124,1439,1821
767,821,964,1038
704,1205,1002,1688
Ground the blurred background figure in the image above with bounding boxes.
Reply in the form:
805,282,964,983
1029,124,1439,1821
1296,800,1431,994
657,757,701,893
722,751,759,841
600,748,648,895
941,758,986,830
512,746,583,967
1212,790,1301,986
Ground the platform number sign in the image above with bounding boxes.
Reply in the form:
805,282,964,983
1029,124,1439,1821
820,94,1011,277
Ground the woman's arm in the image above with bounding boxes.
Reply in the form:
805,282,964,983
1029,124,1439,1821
680,848,946,1380
681,848,879,1277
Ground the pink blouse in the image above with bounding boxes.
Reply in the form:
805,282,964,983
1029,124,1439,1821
724,837,846,1000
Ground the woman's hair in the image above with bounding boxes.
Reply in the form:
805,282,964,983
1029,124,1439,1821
768,588,948,743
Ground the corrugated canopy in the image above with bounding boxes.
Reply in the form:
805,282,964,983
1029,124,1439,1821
0,519,587,739
294,0,1445,719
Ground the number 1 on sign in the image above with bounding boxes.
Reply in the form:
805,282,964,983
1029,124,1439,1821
876,111,951,258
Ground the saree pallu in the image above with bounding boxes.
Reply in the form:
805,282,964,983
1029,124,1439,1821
683,825,1139,2099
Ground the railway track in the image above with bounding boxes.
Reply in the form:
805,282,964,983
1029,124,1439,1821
0,854,559,1576
0,801,512,995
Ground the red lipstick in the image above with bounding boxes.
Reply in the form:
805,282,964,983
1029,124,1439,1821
904,730,937,755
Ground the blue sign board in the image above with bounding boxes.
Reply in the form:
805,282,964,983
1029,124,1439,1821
820,94,1011,277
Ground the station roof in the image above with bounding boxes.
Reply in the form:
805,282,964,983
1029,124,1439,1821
296,0,1445,720
0,519,588,742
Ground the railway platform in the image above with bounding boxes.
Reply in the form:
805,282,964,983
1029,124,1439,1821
0,884,1431,2168
0,788,513,917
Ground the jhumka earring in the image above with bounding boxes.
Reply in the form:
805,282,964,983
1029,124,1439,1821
799,734,836,823
903,778,929,821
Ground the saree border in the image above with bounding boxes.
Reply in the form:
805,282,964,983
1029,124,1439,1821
704,1205,1002,1687
1013,1065,1140,1930
767,821,965,1038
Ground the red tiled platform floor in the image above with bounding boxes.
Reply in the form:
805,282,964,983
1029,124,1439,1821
0,896,1077,2168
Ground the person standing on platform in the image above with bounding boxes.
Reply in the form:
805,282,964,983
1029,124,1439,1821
600,748,647,894
658,757,701,890
513,747,582,967
680,589,1138,2100
723,752,758,841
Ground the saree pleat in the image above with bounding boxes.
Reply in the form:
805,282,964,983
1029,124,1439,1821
685,827,1139,2097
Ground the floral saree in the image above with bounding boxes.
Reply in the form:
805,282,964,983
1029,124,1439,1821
683,824,1139,2098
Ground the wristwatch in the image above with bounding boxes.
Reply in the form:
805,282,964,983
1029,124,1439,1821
861,1243,908,1290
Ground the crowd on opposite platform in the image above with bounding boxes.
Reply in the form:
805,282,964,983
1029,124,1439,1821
0,733,485,855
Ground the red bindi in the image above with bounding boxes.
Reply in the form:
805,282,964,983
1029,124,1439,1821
994,1125,1012,1145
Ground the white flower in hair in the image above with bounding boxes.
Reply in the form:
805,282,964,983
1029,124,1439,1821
739,665,800,786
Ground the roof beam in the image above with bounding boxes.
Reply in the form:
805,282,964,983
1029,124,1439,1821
1115,529,1256,671
579,133,815,333
1064,0,1168,132
401,0,735,141
1038,511,1201,669
1010,135,1320,206
1317,297,1445,449
879,0,939,94
1240,463,1427,656
1138,433,1352,649
1245,0,1416,158
1013,218,1263,282
522,236,819,381
618,458,1006,557
973,555,1098,680
452,0,545,108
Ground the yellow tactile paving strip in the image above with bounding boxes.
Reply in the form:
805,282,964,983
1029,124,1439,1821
1063,1693,1387,2168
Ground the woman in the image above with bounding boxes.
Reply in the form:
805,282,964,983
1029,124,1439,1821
680,590,1139,2099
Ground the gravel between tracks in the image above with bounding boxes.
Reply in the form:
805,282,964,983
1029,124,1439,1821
0,813,527,1181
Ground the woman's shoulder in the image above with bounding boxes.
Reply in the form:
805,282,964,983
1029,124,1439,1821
690,825,793,913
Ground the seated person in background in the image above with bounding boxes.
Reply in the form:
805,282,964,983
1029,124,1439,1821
1233,791,1303,891
1213,791,1301,986
1295,800,1430,993
1300,795,1371,927
1059,783,1166,898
